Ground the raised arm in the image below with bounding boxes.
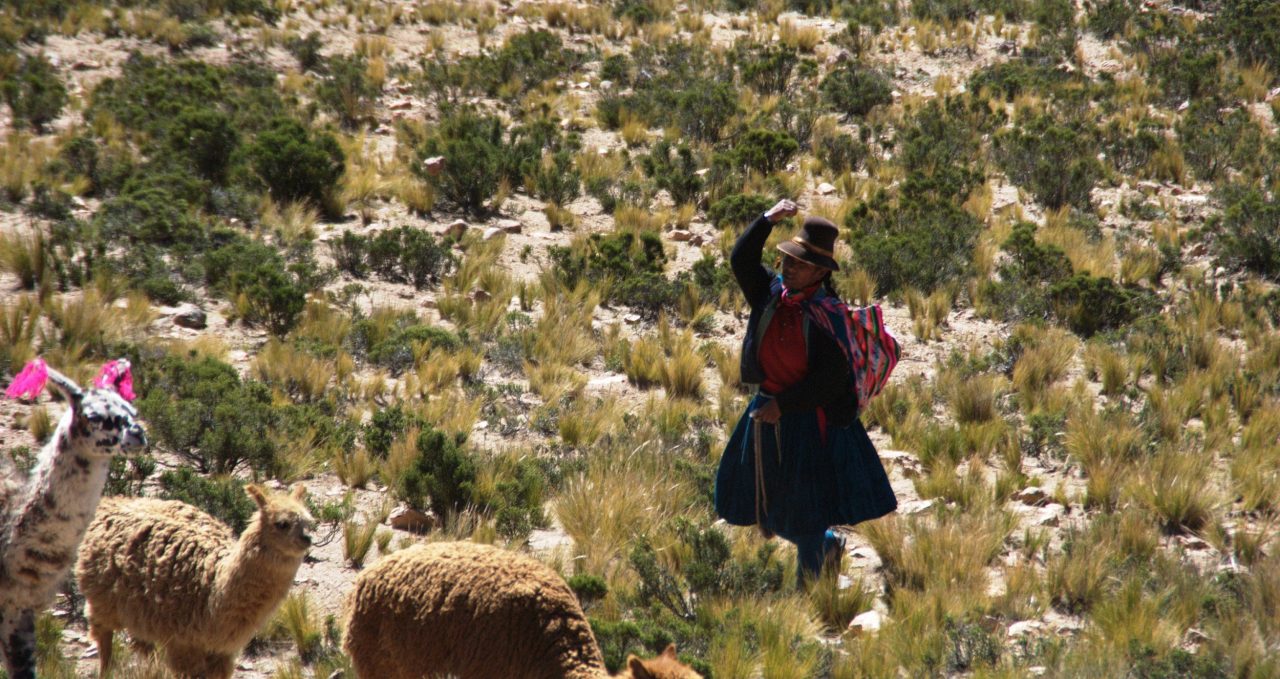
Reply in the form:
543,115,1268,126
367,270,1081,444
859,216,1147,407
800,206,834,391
731,199,797,308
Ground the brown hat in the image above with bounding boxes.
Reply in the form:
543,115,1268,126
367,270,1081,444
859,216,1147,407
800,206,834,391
776,216,840,271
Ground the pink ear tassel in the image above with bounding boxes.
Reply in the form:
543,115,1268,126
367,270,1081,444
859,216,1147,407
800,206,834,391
5,358,50,400
93,359,137,401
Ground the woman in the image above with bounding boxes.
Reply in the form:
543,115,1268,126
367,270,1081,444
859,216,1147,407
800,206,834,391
714,198,898,585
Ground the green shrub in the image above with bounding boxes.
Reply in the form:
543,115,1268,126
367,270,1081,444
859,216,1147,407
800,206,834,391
329,231,368,278
93,185,207,248
416,111,505,215
158,466,258,533
138,354,278,475
818,132,867,173
845,193,981,295
1049,273,1156,337
1088,0,1136,39
730,128,799,175
286,31,325,73
1211,0,1280,70
1,53,67,132
395,426,475,518
821,65,892,119
316,55,378,129
675,81,738,143
58,134,134,197
1177,100,1265,182
550,231,675,317
738,44,797,95
525,150,581,205
897,97,984,200
967,60,1072,101
1211,183,1280,280
995,114,1102,210
203,236,310,335
363,404,417,459
613,0,666,24
1103,118,1165,175
707,193,773,230
365,226,456,289
481,457,547,542
980,221,1072,322
353,320,461,374
1147,43,1223,108
640,141,702,206
248,116,345,211
166,106,240,182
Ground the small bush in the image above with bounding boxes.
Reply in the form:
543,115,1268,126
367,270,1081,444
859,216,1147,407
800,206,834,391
286,31,325,73
675,81,738,143
550,231,675,317
1211,183,1280,280
93,184,207,248
416,111,505,215
738,44,798,95
707,193,773,230
1,53,67,132
203,236,310,335
525,150,581,206
316,55,378,129
1049,273,1156,337
365,226,456,289
845,194,981,295
1212,0,1280,70
1177,100,1265,182
395,426,475,518
166,106,240,182
995,114,1102,210
1088,0,1136,39
640,141,702,206
248,116,345,212
817,132,867,174
138,355,278,475
157,466,258,534
730,128,800,175
821,65,892,119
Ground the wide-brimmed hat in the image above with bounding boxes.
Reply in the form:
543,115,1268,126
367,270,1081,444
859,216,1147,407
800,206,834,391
776,216,840,271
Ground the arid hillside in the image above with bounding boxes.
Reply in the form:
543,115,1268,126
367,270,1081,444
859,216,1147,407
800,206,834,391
2,0,1279,677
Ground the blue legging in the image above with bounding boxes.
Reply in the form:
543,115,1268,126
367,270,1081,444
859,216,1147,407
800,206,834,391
775,527,843,585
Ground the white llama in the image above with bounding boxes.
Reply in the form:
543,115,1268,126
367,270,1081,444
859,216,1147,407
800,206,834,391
0,360,146,679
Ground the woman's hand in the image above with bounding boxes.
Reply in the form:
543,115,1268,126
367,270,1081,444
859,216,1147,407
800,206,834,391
750,398,782,424
765,199,798,223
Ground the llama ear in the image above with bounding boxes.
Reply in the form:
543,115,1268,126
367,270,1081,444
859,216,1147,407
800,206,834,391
661,643,677,659
290,483,307,501
627,656,652,679
44,367,84,405
245,484,268,508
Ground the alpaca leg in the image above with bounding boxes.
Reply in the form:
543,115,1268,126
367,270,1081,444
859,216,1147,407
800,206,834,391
1,609,38,679
88,618,114,677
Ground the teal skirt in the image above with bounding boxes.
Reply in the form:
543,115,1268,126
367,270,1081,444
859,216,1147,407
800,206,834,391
715,394,897,536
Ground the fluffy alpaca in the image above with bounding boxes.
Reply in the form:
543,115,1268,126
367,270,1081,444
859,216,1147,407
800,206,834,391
343,541,704,679
76,484,314,679
0,362,146,679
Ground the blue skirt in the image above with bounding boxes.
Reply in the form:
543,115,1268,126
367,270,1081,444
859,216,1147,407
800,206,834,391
714,394,898,536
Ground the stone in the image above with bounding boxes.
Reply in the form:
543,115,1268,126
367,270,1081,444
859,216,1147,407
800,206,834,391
423,156,446,177
388,99,413,110
816,182,837,195
1013,486,1049,506
388,505,437,533
900,498,936,515
623,313,642,324
497,219,522,234
445,219,468,239
1178,535,1210,551
1033,503,1065,527
471,289,492,302
173,305,208,330
482,227,504,240
72,60,101,71
669,229,693,242
600,80,613,90
1268,86,1280,102
847,610,882,635
1178,193,1208,206
694,168,710,177
1007,620,1043,637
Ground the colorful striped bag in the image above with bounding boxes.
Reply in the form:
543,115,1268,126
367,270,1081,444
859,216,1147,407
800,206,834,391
802,295,901,414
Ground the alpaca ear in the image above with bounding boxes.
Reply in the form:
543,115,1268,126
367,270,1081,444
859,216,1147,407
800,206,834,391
290,483,307,501
245,484,268,508
627,656,652,679
661,643,677,659
44,367,83,405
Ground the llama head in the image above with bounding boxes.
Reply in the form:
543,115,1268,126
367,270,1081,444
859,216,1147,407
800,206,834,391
627,644,704,679
47,366,148,457
7,358,147,457
246,483,315,557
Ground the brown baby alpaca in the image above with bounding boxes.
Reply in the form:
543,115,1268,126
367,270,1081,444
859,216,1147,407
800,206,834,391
76,485,313,679
343,541,703,679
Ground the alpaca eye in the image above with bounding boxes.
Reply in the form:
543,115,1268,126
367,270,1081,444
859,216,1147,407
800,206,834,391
275,520,291,530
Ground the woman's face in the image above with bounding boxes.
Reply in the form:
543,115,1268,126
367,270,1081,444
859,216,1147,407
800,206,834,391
780,253,829,291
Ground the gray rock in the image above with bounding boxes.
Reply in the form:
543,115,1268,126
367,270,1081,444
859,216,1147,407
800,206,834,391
173,305,208,330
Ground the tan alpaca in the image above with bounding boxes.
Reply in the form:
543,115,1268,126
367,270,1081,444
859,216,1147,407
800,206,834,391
343,541,704,679
76,484,313,678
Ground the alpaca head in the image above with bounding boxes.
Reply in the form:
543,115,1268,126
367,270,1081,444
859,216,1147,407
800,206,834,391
245,484,314,558
626,644,703,679
37,361,147,457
